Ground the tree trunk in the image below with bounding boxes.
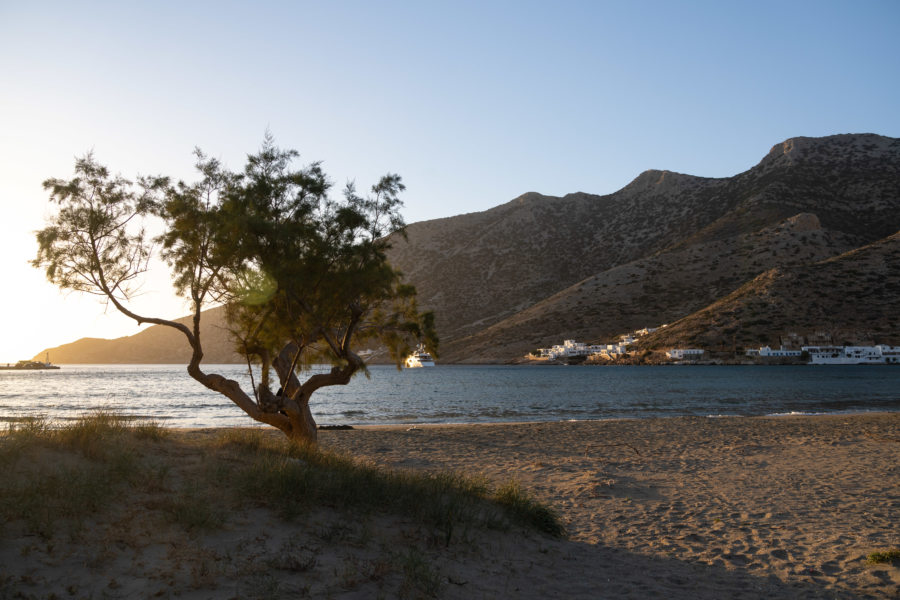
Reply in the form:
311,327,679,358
273,342,318,444
186,341,363,445
288,397,318,443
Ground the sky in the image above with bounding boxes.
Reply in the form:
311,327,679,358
1,0,899,363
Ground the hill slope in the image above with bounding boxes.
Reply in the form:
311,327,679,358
447,213,867,361
637,230,900,352
36,133,900,363
389,133,900,361
37,307,240,364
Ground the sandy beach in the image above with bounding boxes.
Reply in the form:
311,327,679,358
2,413,898,598
320,413,900,598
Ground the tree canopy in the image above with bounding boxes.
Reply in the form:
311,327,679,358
34,137,436,441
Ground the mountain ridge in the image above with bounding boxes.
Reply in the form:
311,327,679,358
388,133,899,361
35,133,900,363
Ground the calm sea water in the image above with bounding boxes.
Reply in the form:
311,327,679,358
1,364,899,428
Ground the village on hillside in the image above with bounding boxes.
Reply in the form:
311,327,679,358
530,326,900,366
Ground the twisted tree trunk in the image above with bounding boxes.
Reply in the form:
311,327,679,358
272,342,318,442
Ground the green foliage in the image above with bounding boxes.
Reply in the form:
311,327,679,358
33,154,158,301
867,548,900,565
54,411,140,459
215,135,432,369
151,149,233,305
2,416,51,443
33,136,438,439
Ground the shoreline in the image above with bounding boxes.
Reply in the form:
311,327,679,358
5,408,900,431
336,409,900,430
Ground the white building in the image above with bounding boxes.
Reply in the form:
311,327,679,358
538,326,665,361
540,340,607,360
802,345,900,365
666,348,704,360
757,346,803,358
587,343,630,360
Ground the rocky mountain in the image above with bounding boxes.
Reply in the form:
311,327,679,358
37,133,900,363
448,212,868,361
389,133,900,361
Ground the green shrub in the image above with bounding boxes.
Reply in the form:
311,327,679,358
867,549,900,565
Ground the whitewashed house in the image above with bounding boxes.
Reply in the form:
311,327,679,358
540,340,607,360
588,343,630,360
757,346,802,358
666,348,704,360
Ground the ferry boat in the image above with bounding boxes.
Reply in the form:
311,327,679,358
802,345,900,365
404,344,435,368
1,354,61,370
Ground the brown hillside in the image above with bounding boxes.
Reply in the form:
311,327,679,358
439,213,863,362
386,172,730,342
36,306,241,364
638,231,900,351
388,133,900,360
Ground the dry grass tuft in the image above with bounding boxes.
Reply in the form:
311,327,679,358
0,414,562,542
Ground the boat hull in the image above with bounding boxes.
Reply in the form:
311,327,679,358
405,358,435,368
0,362,60,370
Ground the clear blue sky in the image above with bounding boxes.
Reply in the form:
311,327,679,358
1,0,898,361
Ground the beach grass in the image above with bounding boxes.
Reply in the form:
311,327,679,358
867,548,900,565
0,413,563,543
210,425,565,539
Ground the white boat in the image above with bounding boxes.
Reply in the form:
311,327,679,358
405,344,435,368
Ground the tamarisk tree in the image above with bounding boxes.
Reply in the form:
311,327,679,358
33,137,436,442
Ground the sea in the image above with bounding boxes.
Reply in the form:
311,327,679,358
1,364,899,429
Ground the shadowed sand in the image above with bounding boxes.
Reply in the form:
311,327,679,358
320,413,900,598
1,413,898,598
